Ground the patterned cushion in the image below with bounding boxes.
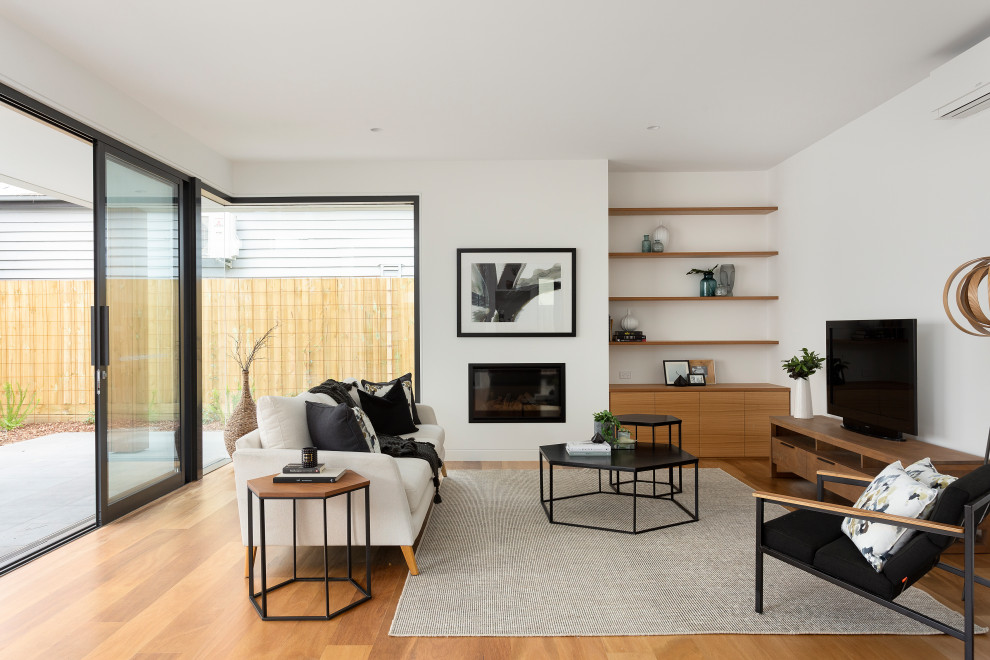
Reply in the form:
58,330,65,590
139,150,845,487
353,407,381,453
904,457,958,491
885,458,960,555
841,461,940,572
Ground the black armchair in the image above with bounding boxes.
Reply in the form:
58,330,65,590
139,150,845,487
754,465,990,660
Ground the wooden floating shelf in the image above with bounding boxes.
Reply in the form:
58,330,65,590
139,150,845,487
609,251,778,258
609,340,779,346
609,296,778,301
609,206,778,216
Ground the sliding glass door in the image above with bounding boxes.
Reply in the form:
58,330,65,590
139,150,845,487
97,149,183,519
0,100,96,573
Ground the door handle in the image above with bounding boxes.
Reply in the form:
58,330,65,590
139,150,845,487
90,305,110,367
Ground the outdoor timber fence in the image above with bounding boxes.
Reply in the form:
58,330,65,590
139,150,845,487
0,277,415,422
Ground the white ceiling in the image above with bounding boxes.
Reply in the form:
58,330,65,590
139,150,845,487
3,0,990,171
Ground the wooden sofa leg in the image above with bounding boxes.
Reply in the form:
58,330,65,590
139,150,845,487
401,546,419,575
244,546,257,578
441,464,448,477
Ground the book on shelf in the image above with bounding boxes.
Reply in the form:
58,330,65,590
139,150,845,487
613,330,643,337
612,336,647,342
273,467,347,484
283,462,325,474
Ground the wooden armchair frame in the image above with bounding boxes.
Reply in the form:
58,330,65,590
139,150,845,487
754,470,990,660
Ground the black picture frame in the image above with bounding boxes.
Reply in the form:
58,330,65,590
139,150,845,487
457,248,576,337
688,373,706,386
663,360,690,386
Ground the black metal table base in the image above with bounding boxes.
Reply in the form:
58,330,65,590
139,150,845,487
609,416,684,496
539,454,699,534
248,487,372,621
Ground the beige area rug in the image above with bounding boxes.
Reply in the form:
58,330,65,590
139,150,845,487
390,468,979,637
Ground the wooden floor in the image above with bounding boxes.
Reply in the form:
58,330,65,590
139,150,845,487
1,459,989,659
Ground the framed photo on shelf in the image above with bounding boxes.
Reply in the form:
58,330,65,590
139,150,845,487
688,373,706,386
689,359,716,385
663,360,690,386
457,248,576,337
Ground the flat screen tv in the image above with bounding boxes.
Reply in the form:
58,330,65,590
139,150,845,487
825,318,918,440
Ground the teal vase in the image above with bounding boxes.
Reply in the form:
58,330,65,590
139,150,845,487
700,272,717,297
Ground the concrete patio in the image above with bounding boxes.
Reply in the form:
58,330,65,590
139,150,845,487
0,430,227,565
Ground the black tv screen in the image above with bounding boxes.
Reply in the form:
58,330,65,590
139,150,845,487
825,319,918,440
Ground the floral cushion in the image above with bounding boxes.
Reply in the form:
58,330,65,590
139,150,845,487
841,461,940,572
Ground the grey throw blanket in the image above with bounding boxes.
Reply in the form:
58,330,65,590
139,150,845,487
378,435,443,504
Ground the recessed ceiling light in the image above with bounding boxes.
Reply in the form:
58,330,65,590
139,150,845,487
370,127,384,133
646,125,661,131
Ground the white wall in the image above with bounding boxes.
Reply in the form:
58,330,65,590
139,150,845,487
607,171,777,384
234,159,609,461
0,16,231,191
770,75,990,454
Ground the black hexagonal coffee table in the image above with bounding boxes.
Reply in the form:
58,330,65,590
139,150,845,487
539,443,699,534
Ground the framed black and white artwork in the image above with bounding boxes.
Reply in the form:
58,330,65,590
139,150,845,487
457,248,576,337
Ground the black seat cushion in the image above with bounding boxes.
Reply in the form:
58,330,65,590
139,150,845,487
764,509,845,564
813,536,898,600
926,464,990,550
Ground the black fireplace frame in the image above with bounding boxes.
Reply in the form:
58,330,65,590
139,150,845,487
468,363,566,423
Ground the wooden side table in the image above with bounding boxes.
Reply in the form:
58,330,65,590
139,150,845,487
247,470,371,621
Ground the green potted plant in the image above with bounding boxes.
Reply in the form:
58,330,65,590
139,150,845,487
592,409,619,444
686,265,719,297
781,348,825,419
592,410,634,448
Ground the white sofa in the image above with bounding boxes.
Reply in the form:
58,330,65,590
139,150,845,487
233,399,445,576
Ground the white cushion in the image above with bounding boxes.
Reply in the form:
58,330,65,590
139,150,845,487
394,457,433,513
841,461,940,572
257,392,335,449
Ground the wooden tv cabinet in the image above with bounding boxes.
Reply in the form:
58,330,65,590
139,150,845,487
770,415,983,501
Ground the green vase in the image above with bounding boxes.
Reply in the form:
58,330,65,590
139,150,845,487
700,272,717,297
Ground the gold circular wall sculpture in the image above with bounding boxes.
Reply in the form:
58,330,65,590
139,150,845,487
944,257,990,336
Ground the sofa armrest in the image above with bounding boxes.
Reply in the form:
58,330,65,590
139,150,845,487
235,428,262,450
416,404,437,425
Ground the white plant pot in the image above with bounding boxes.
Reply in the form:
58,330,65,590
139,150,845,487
793,378,813,419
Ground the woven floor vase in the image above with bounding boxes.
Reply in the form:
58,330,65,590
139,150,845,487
224,369,257,456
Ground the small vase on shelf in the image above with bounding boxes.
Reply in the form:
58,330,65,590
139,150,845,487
641,235,652,253
620,309,639,331
652,223,669,253
700,272,717,297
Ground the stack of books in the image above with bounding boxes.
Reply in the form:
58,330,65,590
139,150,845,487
274,465,347,483
283,462,325,474
565,442,612,456
612,330,646,342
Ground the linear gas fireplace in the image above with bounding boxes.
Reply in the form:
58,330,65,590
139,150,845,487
468,363,565,423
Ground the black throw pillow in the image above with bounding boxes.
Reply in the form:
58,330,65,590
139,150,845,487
357,381,419,435
306,401,371,452
361,372,421,424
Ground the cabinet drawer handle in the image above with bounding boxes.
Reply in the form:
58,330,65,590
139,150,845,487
817,457,836,466
780,442,795,449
